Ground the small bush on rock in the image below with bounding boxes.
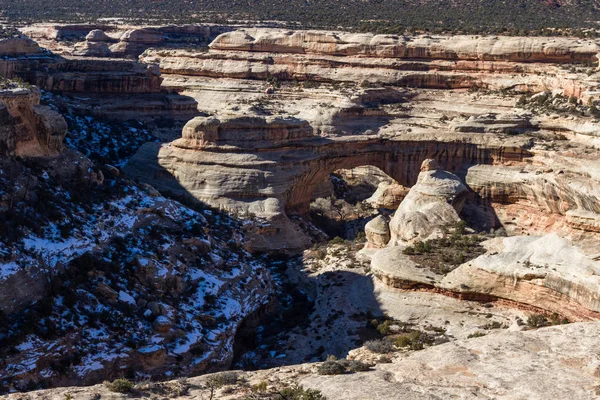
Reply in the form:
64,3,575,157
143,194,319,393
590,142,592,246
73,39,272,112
344,360,372,372
104,378,134,393
365,339,395,354
207,371,239,388
279,384,326,399
317,360,347,375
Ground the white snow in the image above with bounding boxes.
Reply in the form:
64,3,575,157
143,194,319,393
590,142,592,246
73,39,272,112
0,262,20,280
118,290,136,305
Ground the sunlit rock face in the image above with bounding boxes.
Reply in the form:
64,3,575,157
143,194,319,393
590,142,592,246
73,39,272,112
388,159,468,246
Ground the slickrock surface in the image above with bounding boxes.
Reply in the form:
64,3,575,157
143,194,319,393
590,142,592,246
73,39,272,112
441,234,600,320
303,322,600,400
8,322,600,399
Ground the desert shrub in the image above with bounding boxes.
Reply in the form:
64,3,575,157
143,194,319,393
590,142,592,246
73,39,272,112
394,331,426,350
467,331,486,339
344,360,371,372
206,371,238,388
252,381,268,392
454,221,467,235
527,314,548,328
317,360,347,375
328,236,345,245
365,339,394,354
279,384,326,400
413,241,432,253
402,246,415,255
104,378,134,393
376,319,393,335
527,313,569,328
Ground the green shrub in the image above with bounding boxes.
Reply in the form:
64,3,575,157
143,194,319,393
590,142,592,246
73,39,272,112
527,313,569,328
252,381,268,392
454,221,467,235
402,246,415,255
104,378,134,393
329,236,345,245
467,331,486,339
394,331,425,350
279,384,326,400
344,360,371,372
376,320,392,335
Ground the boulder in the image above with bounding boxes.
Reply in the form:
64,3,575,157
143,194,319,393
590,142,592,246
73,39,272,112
73,41,112,57
153,315,173,333
85,29,112,42
366,181,409,210
364,215,390,249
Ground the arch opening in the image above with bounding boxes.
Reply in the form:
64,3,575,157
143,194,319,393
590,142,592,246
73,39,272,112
308,165,408,240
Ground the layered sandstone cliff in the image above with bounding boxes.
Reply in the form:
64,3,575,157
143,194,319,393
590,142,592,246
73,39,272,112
210,30,600,63
0,87,67,157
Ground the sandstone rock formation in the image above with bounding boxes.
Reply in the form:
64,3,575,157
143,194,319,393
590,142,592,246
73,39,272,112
11,322,600,399
388,159,468,245
210,30,600,63
441,234,600,320
0,36,41,55
0,87,67,157
364,215,390,249
6,23,600,397
142,30,599,98
126,118,531,252
366,181,409,210
22,23,231,58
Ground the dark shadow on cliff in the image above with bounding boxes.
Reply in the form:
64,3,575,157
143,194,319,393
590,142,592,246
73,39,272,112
121,141,387,373
455,165,503,232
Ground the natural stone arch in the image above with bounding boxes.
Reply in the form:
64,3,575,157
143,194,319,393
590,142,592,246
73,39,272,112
282,139,525,216
126,115,533,252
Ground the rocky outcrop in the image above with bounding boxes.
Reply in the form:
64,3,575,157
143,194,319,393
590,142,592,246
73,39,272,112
441,234,600,320
0,36,41,55
366,181,409,210
178,115,314,150
388,159,468,245
451,112,536,134
139,30,599,97
22,24,231,58
73,41,112,57
210,30,600,63
0,57,163,94
0,87,67,157
371,233,600,321
13,322,600,399
125,118,532,252
364,215,390,249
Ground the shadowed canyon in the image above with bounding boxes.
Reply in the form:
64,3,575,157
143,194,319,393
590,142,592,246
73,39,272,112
1,16,600,400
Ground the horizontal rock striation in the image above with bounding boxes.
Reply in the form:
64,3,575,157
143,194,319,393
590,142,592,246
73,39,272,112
0,56,163,93
210,30,599,63
0,87,67,157
138,30,599,97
